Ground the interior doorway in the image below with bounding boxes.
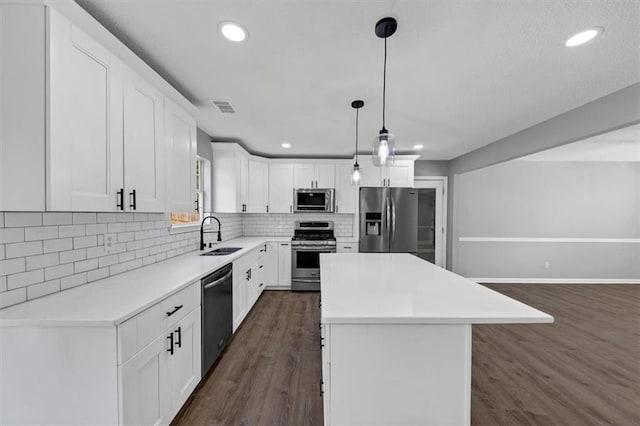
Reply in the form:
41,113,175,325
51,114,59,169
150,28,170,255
414,177,447,267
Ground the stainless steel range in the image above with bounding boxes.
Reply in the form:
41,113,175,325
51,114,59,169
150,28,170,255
291,221,336,292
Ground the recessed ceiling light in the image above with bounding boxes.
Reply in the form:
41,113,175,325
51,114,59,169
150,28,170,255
413,144,424,150
219,21,248,42
565,27,603,47
281,143,291,149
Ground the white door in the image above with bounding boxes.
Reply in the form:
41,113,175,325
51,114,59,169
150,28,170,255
414,177,447,267
334,164,356,214
170,307,202,417
315,164,336,188
47,8,123,211
358,160,383,187
293,164,315,188
120,334,171,426
239,154,249,212
232,263,248,332
269,163,294,213
248,159,268,213
165,98,196,213
385,161,415,188
123,68,165,212
277,242,292,288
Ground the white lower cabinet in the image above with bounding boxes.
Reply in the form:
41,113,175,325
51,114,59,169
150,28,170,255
232,245,270,332
337,242,358,253
277,242,292,288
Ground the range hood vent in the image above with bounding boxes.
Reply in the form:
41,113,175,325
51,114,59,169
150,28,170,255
209,99,236,114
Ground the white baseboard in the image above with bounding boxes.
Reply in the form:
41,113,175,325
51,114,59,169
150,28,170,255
469,278,640,284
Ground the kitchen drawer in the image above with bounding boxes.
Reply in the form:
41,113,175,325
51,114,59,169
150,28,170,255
337,242,358,253
118,281,200,364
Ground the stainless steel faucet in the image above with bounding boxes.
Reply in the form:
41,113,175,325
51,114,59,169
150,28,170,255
200,215,222,250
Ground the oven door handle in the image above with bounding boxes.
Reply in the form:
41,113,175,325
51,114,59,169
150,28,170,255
292,278,321,283
292,247,336,252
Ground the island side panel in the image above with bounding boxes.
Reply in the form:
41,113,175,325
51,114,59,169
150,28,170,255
327,323,471,425
0,326,119,424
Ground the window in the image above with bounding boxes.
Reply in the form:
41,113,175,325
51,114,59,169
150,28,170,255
171,157,210,226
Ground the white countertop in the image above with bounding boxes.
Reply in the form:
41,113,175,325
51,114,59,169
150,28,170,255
0,238,271,327
320,253,554,325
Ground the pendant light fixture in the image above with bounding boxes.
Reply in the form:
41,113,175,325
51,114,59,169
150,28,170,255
373,17,397,166
351,100,364,185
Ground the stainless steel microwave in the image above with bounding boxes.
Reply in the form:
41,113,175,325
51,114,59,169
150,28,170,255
293,188,335,213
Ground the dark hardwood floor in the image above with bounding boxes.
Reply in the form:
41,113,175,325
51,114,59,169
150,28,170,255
174,285,640,425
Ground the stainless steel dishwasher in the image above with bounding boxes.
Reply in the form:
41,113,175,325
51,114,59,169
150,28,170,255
201,263,233,377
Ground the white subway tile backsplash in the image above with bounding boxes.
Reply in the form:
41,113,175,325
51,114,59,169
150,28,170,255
59,249,86,264
59,225,85,238
27,279,60,300
6,241,43,259
44,238,73,253
0,288,26,309
8,269,44,290
4,213,42,227
44,263,74,281
26,253,59,271
42,213,72,226
61,272,87,290
25,226,59,241
0,228,25,244
73,212,97,224
0,211,240,308
73,235,97,249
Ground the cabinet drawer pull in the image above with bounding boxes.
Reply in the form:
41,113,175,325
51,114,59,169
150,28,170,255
117,188,124,211
166,305,183,317
343,246,352,249
259,282,264,288
259,265,264,269
129,189,137,210
174,326,182,349
167,333,174,355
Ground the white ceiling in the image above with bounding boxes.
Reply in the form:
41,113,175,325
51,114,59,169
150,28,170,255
75,0,640,160
520,123,640,162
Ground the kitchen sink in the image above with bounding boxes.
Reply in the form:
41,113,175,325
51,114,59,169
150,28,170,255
200,247,243,256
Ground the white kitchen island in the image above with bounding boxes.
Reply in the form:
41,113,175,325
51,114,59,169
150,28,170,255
320,253,553,426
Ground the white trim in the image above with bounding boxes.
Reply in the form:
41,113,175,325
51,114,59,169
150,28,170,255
413,176,448,268
458,237,640,243
469,277,640,284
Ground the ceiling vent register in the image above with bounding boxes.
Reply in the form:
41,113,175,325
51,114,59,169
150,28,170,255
210,99,236,114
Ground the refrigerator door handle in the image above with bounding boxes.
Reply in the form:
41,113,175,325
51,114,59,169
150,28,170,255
386,197,391,234
391,197,396,238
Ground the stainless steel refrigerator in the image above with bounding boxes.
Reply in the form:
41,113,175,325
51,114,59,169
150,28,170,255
359,187,418,253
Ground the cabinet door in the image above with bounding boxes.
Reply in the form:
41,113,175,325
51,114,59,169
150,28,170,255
315,164,336,188
386,161,415,188
239,154,249,211
47,8,123,211
248,159,268,213
123,69,165,212
277,242,292,288
358,161,383,187
293,164,315,188
265,243,279,288
269,164,294,213
334,164,356,214
121,333,171,426
165,98,197,213
170,307,201,418
232,266,248,333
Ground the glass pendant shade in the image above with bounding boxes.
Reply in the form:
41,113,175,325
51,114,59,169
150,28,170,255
373,130,395,166
351,163,361,185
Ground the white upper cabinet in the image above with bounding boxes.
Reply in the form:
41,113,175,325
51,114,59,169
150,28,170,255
211,145,248,213
248,159,269,213
269,163,294,213
335,163,356,214
293,163,335,188
47,7,124,211
123,68,165,212
165,98,197,213
354,157,416,188
0,5,46,211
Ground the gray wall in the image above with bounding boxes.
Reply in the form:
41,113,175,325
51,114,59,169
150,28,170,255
452,161,640,280
445,83,640,268
414,160,449,176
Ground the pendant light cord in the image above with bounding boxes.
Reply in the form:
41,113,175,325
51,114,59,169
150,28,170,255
355,107,359,163
382,37,387,131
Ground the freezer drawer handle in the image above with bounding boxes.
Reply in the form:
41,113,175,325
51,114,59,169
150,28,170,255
166,305,183,317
